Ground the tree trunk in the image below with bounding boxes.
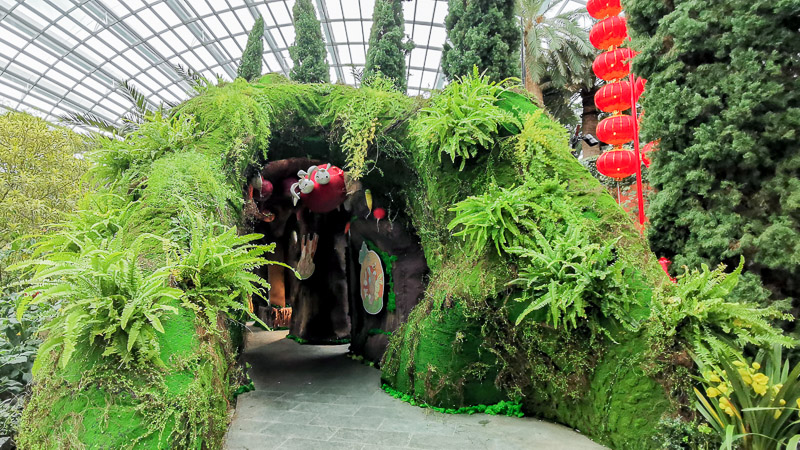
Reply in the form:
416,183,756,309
522,24,545,108
580,85,601,159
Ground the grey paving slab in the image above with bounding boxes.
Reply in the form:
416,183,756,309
224,330,607,450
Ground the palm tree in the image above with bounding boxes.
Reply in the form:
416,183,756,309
517,0,599,157
60,64,214,136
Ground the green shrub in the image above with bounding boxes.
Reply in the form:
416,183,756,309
651,258,794,366
14,233,182,370
447,178,578,255
174,211,292,330
289,0,330,83
364,0,414,91
237,16,264,82
412,67,521,170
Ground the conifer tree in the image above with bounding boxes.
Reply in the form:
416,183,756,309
442,0,520,82
237,16,264,81
627,0,800,307
364,0,413,91
289,0,330,83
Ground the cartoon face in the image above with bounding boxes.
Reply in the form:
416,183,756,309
298,177,315,194
315,167,331,185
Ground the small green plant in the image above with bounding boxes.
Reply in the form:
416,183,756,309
13,234,182,370
174,211,295,330
694,346,800,450
509,225,649,333
447,178,579,255
413,67,521,170
653,258,794,366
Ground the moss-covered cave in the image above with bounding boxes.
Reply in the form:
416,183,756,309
17,73,689,449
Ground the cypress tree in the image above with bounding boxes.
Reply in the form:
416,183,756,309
627,0,800,306
237,16,264,82
289,0,330,83
442,0,520,82
364,0,413,91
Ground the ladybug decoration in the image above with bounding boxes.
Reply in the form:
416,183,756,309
290,164,347,213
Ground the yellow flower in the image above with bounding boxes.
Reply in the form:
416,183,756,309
717,383,729,394
709,374,721,383
796,398,800,409
779,399,787,406
753,383,768,396
752,362,761,370
733,361,746,367
719,397,736,417
753,373,769,385
774,410,782,419
707,387,721,398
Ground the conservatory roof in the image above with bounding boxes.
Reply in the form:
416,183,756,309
0,0,587,128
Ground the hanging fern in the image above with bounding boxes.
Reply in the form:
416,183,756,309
412,67,521,170
652,257,795,365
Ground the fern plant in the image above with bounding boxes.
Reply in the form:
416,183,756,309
173,212,295,330
447,178,579,255
13,234,182,370
508,225,649,333
412,66,521,170
694,346,800,450
653,257,794,366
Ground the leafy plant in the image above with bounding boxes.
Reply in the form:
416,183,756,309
694,346,800,449
86,112,199,184
413,67,521,170
509,225,649,333
447,178,579,255
0,112,89,246
173,211,295,330
653,258,794,366
13,234,182,369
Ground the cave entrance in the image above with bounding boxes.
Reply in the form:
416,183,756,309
248,157,352,343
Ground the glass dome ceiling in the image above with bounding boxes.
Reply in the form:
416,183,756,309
0,0,588,127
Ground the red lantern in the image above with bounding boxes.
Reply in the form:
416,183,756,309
596,149,638,180
597,115,635,146
593,47,634,81
595,81,633,112
590,16,628,51
587,0,623,20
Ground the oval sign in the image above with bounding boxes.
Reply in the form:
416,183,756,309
360,250,384,315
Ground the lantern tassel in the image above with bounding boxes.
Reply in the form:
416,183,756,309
616,181,621,204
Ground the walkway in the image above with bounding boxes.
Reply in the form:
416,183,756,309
224,330,605,450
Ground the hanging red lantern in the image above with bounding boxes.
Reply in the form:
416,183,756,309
587,0,623,20
589,16,628,51
597,115,635,146
595,81,633,112
596,149,638,180
593,47,634,81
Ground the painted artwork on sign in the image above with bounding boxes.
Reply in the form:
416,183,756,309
360,244,384,315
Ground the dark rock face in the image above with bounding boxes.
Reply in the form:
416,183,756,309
346,190,428,362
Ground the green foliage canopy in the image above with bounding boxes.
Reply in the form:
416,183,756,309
364,0,414,91
0,112,88,246
442,0,520,82
237,16,264,81
289,0,330,83
626,0,800,307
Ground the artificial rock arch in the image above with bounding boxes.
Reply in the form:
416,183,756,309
18,74,677,449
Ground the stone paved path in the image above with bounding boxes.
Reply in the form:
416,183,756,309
224,329,606,450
